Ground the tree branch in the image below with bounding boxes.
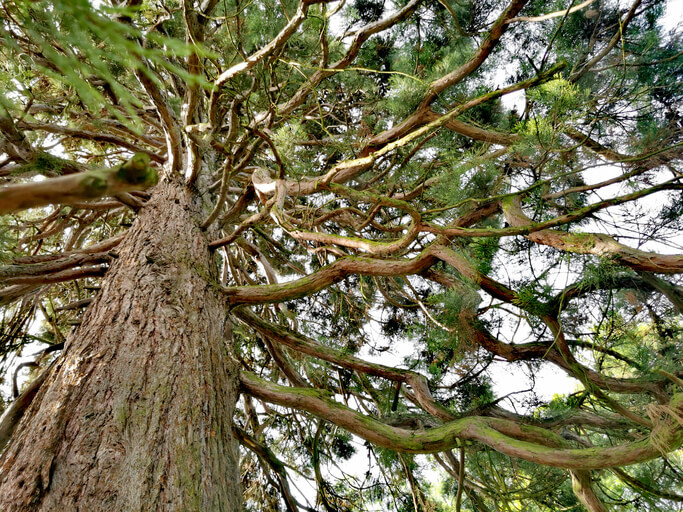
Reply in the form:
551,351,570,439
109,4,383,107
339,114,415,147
241,371,683,469
0,154,157,214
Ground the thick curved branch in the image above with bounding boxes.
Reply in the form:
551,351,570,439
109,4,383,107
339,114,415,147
213,0,318,88
366,0,527,150
431,113,516,145
421,268,669,398
288,183,423,256
422,0,527,106
0,265,108,287
502,195,683,273
241,372,683,469
12,233,126,264
570,470,608,512
223,247,438,305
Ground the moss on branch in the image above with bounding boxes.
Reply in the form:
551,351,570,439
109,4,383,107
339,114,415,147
241,371,683,469
0,153,157,214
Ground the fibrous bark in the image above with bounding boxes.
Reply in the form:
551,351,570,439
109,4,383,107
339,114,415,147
0,181,241,511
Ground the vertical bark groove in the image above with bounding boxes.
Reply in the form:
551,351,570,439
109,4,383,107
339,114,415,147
0,181,241,511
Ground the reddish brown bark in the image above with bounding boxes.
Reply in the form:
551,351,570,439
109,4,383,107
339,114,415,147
0,181,241,511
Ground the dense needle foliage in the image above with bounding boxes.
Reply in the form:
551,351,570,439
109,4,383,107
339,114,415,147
0,0,682,510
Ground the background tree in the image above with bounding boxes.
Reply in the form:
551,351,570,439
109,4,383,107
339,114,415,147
0,0,681,510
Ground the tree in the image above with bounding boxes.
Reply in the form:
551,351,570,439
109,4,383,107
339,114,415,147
0,0,681,509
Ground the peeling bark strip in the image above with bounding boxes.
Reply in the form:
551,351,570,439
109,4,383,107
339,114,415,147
0,181,241,511
0,153,157,214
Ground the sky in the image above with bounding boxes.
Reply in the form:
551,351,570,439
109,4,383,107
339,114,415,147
662,0,683,31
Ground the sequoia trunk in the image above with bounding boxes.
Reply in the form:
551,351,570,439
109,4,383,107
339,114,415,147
0,181,242,510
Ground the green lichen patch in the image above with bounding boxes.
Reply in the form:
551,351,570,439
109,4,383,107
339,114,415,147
116,153,155,185
81,172,109,197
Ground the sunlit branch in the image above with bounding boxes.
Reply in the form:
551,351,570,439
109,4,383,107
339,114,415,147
288,183,423,256
506,0,596,24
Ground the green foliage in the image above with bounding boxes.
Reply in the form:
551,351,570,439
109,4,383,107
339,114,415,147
512,283,551,316
351,0,385,24
1,0,681,510
527,77,589,118
406,283,484,378
0,0,213,129
272,120,309,175
0,221,20,265
329,430,356,461
469,236,499,275
382,72,427,119
437,284,481,328
14,153,69,177
427,150,503,208
512,117,557,156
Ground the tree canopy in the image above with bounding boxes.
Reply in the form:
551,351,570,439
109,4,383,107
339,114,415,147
0,0,682,510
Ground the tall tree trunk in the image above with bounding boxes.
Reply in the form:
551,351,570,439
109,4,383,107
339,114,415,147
0,181,242,511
